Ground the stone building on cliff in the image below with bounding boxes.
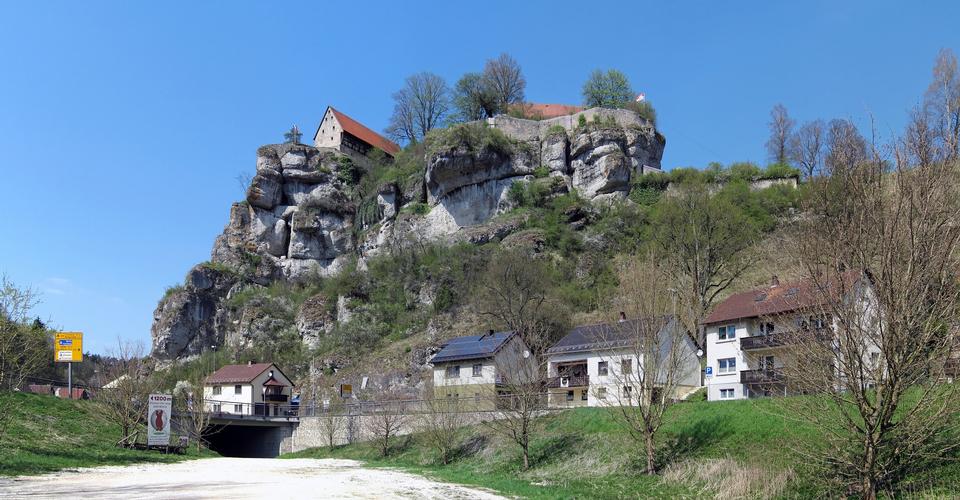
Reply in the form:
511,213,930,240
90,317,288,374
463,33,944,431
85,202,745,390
312,106,401,163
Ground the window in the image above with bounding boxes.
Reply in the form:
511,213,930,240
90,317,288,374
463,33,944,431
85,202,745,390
718,358,737,374
622,386,634,400
474,392,481,403
597,387,607,398
598,361,609,376
720,388,735,399
566,390,574,401
234,385,242,395
621,359,633,375
212,403,221,413
581,390,588,401
213,386,221,396
445,365,460,379
472,364,483,377
234,404,242,413
759,322,775,335
718,325,737,340
870,352,880,365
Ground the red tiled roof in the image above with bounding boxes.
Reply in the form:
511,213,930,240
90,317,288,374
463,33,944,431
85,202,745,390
705,272,863,325
329,107,401,155
513,103,584,119
205,363,273,384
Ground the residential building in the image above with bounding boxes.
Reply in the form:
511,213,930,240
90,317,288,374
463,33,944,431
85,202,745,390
312,106,401,164
704,273,879,401
545,315,701,408
429,330,532,411
204,362,294,417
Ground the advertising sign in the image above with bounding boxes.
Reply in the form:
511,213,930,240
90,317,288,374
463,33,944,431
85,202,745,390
54,332,83,363
147,394,173,446
340,384,352,398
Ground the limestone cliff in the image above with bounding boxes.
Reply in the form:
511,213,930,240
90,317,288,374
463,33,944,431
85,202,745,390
150,108,665,361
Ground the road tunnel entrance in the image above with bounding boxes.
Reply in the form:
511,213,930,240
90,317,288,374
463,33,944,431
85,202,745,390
205,423,288,458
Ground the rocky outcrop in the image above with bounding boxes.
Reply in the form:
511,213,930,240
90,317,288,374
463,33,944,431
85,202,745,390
150,108,666,361
151,265,239,360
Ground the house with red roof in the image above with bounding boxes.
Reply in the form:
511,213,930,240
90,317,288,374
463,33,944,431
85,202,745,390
704,272,879,401
312,106,400,163
203,362,294,417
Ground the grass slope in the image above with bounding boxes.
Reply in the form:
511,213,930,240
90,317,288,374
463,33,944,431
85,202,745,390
0,392,213,476
284,396,960,499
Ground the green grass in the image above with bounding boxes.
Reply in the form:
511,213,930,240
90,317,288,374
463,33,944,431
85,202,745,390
283,396,960,498
0,392,214,476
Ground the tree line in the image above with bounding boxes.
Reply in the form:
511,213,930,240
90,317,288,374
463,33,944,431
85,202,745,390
384,53,656,144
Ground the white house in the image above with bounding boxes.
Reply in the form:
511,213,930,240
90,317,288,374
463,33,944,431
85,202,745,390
545,315,701,408
204,362,294,417
312,106,401,164
429,330,532,410
704,273,880,401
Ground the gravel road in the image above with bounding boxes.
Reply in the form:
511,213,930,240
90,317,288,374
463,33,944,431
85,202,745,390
0,457,505,499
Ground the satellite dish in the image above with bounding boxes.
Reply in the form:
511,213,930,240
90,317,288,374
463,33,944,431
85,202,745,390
522,350,531,359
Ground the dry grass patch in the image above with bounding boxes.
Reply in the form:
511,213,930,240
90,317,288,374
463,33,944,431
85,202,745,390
663,457,793,499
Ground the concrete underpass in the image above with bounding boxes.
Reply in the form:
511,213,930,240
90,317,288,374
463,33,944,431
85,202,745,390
204,422,293,458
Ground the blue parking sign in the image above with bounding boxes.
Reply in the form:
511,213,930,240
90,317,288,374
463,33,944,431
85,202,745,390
705,366,713,377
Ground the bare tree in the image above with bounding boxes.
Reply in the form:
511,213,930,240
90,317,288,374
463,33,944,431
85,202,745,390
597,256,699,475
97,340,158,446
483,53,526,115
924,48,960,161
174,376,215,453
824,118,867,174
417,394,466,464
317,397,345,448
474,249,557,471
788,119,825,178
365,388,409,457
385,72,449,144
653,183,758,351
776,115,960,498
766,104,795,165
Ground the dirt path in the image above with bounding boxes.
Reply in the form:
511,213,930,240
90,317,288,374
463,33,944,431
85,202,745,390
0,457,505,499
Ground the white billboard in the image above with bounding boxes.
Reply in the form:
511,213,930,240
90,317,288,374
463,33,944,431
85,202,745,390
147,393,173,446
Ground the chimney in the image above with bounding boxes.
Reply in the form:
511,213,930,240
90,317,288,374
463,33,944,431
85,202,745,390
619,311,627,322
770,275,780,288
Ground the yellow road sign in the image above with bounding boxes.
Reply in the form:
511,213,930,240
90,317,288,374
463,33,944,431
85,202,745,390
54,332,83,363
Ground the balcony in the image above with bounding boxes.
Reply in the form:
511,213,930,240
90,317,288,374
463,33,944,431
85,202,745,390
546,375,590,389
740,330,831,350
740,369,785,384
263,393,289,403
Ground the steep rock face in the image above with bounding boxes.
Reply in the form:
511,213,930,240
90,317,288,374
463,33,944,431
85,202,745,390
150,108,666,361
151,265,238,360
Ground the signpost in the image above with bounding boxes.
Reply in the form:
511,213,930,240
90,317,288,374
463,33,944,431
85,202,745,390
54,332,83,399
147,394,173,447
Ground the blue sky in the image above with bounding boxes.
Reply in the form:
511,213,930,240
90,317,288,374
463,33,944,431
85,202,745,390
0,1,957,354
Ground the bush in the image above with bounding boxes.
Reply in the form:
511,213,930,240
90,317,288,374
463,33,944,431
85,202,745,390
621,100,657,126
545,125,567,137
402,202,430,215
425,123,514,158
578,114,587,128
335,156,362,185
762,163,801,179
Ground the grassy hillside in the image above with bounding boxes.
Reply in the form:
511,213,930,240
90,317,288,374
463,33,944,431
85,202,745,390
0,392,213,476
284,396,960,499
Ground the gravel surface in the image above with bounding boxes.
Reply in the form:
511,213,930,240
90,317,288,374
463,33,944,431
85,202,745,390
0,457,505,499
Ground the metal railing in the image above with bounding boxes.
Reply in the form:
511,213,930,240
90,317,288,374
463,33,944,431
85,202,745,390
739,329,831,350
546,375,590,388
740,368,786,384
